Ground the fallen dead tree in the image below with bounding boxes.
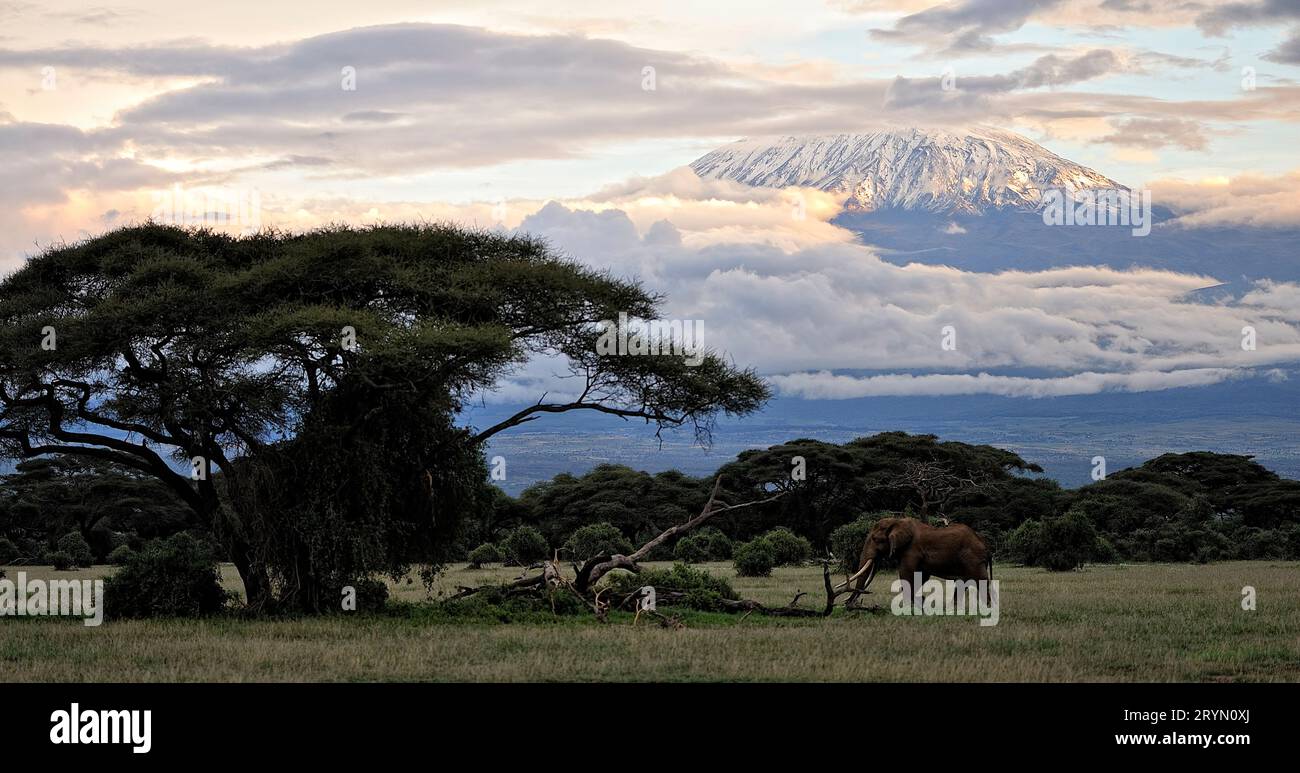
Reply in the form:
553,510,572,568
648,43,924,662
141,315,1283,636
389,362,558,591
448,476,875,623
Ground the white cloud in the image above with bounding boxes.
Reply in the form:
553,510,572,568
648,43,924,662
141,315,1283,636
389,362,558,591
768,368,1249,399
461,170,1300,401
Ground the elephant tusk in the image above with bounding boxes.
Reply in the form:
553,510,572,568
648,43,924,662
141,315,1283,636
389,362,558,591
846,558,874,585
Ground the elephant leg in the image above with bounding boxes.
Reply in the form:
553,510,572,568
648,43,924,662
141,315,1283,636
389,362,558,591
897,561,924,612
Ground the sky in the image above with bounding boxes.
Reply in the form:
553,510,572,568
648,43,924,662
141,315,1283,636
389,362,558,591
3,0,1300,400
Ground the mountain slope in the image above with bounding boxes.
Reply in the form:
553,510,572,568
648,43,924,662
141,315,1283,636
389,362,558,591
690,126,1123,214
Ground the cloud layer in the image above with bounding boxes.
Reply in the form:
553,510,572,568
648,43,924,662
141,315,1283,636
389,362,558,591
469,169,1300,400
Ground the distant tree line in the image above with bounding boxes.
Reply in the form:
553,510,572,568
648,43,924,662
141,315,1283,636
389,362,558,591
460,433,1300,571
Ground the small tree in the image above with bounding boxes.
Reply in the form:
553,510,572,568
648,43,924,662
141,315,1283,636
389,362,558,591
733,538,776,577
1011,511,1101,571
763,527,812,566
501,526,549,566
563,522,632,562
1007,519,1044,565
698,527,733,559
107,545,135,565
1038,511,1102,571
56,532,94,568
673,535,710,564
467,543,502,568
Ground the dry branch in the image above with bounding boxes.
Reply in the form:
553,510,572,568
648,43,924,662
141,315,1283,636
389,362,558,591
445,475,862,621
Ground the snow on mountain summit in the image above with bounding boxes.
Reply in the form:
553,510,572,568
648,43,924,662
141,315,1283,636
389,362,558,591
689,127,1124,214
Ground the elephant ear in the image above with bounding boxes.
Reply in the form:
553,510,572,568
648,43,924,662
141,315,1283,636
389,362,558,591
887,520,914,559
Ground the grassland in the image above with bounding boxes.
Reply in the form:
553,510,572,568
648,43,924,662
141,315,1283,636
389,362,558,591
1,561,1297,682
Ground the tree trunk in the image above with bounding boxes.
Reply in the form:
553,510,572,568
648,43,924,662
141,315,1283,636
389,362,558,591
226,531,275,611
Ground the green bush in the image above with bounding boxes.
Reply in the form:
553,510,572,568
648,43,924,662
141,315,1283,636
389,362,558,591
56,532,94,568
0,537,18,565
763,527,812,566
501,526,549,566
1037,511,1103,571
48,551,74,571
467,543,502,568
106,545,135,565
563,522,632,562
673,535,710,563
733,538,776,577
829,515,880,573
606,562,739,611
104,534,233,618
1006,519,1043,565
698,527,733,559
439,582,592,619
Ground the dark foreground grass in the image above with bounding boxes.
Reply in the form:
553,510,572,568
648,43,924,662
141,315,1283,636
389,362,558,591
1,561,1296,682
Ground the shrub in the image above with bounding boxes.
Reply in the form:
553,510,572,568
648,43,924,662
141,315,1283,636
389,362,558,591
763,527,812,566
0,537,18,565
501,526,550,565
733,538,776,577
1037,511,1103,572
830,515,880,573
1094,536,1120,564
104,534,232,618
440,582,592,619
467,543,502,568
605,562,739,611
1006,520,1044,565
107,545,136,565
563,522,633,562
698,527,733,560
48,551,74,571
673,535,710,563
56,532,94,568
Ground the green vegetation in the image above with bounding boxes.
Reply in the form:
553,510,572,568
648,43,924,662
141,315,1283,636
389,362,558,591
733,538,776,577
762,527,812,566
104,534,233,619
563,522,632,562
467,543,502,568
2,561,1296,682
501,525,549,565
829,516,879,573
56,532,94,569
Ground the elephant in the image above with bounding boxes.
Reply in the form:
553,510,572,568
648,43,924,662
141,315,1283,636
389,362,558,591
840,516,993,608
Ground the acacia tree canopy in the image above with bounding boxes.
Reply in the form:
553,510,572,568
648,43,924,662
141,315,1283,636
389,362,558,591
0,223,769,610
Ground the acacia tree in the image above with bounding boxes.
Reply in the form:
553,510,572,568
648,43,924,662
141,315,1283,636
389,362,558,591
0,223,768,611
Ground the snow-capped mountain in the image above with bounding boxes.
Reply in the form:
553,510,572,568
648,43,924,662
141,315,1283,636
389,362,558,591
689,127,1124,214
